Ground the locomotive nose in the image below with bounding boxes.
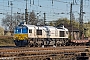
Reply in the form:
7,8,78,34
14,34,24,40
18,35,23,40
18,34,28,40
14,34,28,40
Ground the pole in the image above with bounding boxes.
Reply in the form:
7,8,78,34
70,3,72,25
10,1,13,34
79,0,83,39
25,0,28,24
44,13,46,25
70,3,72,40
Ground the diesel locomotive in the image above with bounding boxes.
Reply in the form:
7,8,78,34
14,22,69,47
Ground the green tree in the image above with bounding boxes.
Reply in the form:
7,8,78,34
49,21,55,26
48,18,79,29
56,18,70,26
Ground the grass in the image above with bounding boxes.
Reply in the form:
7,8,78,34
0,36,15,46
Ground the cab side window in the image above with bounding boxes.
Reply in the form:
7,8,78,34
29,29,32,33
37,30,42,35
59,31,64,37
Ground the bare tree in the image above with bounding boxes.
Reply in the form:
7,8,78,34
1,14,24,31
28,10,37,25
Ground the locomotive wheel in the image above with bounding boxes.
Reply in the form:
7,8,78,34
29,43,34,47
56,43,60,47
38,43,42,47
34,43,38,47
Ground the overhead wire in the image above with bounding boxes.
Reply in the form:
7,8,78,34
12,0,69,10
1,0,90,12
2,0,70,15
0,0,90,21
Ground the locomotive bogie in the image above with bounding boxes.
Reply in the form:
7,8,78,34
14,40,28,47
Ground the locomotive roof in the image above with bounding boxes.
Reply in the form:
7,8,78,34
56,25,68,31
23,24,46,30
45,26,56,29
23,24,36,29
22,24,68,31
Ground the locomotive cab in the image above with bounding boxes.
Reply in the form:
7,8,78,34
14,24,28,47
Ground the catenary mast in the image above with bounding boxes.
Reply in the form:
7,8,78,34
79,0,84,39
25,0,28,24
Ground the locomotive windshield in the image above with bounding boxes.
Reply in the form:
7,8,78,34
14,27,21,33
14,26,28,34
22,27,28,33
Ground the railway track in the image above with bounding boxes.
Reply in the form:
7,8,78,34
0,46,89,60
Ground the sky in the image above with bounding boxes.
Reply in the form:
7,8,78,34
0,0,90,27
